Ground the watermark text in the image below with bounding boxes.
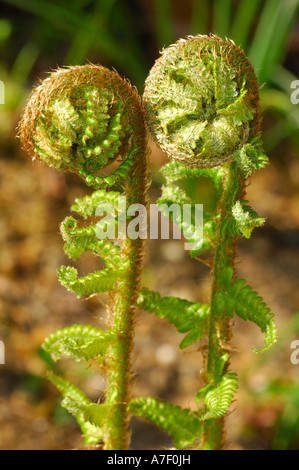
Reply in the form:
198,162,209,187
290,340,299,365
94,197,203,250
0,340,5,364
291,80,299,105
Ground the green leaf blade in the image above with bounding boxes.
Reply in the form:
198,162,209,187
129,397,202,449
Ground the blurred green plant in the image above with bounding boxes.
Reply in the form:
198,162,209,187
267,380,299,450
240,312,299,450
241,312,299,450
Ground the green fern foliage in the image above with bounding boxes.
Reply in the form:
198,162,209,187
42,324,116,362
157,184,214,255
218,80,255,126
60,216,126,271
235,136,269,178
196,373,238,421
57,266,118,298
62,397,110,430
220,200,265,240
48,371,91,405
48,372,102,444
19,63,151,450
161,160,225,188
129,397,202,449
140,34,277,450
71,190,122,219
216,267,277,352
18,40,278,450
137,288,209,349
232,200,265,239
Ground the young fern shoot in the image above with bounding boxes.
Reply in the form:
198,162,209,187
18,65,149,450
139,35,277,449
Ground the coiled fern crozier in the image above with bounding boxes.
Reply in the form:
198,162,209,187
138,35,277,449
19,65,149,450
18,36,277,451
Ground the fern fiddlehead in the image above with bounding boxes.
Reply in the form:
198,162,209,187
19,65,149,449
141,35,277,449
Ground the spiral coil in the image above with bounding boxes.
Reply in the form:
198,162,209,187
144,34,261,168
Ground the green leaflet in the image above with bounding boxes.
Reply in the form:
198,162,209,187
129,397,202,449
79,154,137,190
57,266,118,298
42,324,116,362
137,288,210,348
218,81,255,126
196,373,238,421
235,136,269,178
158,184,215,256
217,267,277,352
71,189,122,219
48,372,102,445
221,200,265,239
62,397,111,429
158,183,191,206
60,216,127,270
160,160,225,188
231,200,265,239
48,371,91,404
212,51,238,109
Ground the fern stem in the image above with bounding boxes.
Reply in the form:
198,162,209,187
18,64,149,450
201,161,245,449
143,34,267,450
105,149,148,450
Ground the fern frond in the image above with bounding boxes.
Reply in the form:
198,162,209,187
190,215,216,256
235,136,269,178
221,200,265,239
259,320,278,354
161,160,224,188
137,288,210,348
48,372,102,444
129,397,202,449
158,183,191,206
60,216,126,270
48,371,91,405
79,151,137,190
196,373,238,421
235,287,277,353
218,83,255,126
158,184,213,255
231,200,265,239
212,52,238,108
89,150,137,189
71,190,121,219
219,267,277,352
62,397,110,429
57,266,118,298
42,324,115,362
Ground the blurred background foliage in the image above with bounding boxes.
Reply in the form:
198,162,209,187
0,0,299,450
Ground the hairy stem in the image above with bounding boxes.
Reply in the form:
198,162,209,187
18,64,149,450
105,150,148,450
201,162,245,449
